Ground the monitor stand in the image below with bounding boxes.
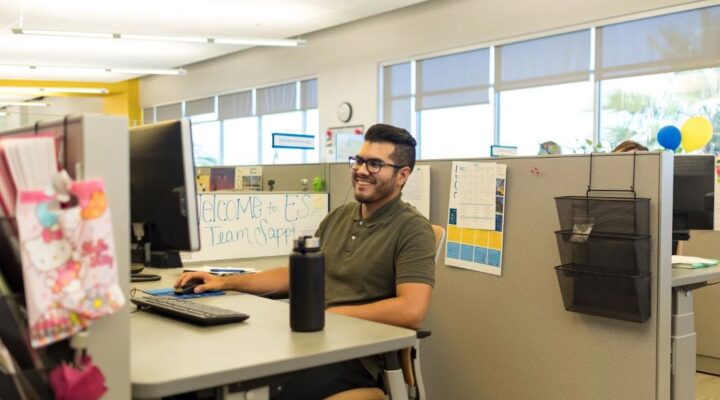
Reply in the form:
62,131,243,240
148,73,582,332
148,251,182,268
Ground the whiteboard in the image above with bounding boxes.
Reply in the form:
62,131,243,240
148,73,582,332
181,192,329,263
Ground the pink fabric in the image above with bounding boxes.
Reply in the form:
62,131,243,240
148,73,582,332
50,356,107,400
17,178,125,348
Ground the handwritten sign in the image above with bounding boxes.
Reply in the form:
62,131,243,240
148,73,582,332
181,192,329,262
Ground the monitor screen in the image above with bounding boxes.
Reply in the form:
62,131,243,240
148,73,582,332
673,154,715,232
129,119,200,267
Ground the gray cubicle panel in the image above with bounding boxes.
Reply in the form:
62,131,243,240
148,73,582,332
256,163,328,192
327,152,673,400
681,230,720,375
1,115,131,399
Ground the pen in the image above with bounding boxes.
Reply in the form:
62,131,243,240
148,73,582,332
210,268,249,273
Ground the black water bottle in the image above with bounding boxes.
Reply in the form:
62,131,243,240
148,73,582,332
289,236,325,332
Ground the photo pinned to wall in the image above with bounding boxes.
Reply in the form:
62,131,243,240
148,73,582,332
209,167,235,191
325,125,364,162
196,167,211,193
445,161,507,276
235,166,263,191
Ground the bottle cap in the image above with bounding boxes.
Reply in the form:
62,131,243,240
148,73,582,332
293,236,321,252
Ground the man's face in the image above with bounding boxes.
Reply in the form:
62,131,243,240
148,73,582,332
351,141,406,205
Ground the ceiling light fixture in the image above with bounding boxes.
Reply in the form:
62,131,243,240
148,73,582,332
0,64,187,76
0,101,50,107
0,86,109,95
12,27,305,47
12,28,114,39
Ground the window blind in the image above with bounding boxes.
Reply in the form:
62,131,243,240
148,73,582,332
155,103,182,121
185,97,215,117
416,48,490,110
256,82,297,115
218,91,253,120
142,107,155,123
300,79,318,109
382,62,412,130
495,29,591,91
596,6,720,80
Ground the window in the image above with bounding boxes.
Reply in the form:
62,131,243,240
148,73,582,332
419,104,493,159
304,109,320,163
192,121,221,166
151,78,318,166
261,111,305,164
600,67,720,150
499,81,594,155
223,117,259,165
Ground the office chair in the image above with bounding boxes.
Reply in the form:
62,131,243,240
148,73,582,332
327,224,445,400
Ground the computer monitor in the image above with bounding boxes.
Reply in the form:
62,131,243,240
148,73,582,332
129,119,200,268
672,154,715,252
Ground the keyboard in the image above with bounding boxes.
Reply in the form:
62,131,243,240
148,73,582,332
131,296,249,325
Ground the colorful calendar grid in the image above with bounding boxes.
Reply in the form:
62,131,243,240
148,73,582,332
445,162,507,276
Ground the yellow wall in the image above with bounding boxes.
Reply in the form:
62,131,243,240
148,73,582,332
0,79,141,125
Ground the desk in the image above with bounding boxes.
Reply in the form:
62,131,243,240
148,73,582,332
130,263,416,399
671,265,720,400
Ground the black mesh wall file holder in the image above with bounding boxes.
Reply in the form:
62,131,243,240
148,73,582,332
553,153,652,323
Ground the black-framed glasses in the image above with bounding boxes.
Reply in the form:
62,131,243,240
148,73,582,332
348,156,404,174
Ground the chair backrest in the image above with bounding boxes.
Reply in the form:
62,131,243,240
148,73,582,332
431,224,445,264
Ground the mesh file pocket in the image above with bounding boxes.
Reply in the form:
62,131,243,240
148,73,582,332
555,196,650,236
554,265,651,323
555,230,650,275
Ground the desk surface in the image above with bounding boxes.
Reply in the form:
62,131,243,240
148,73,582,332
130,261,416,398
671,265,720,287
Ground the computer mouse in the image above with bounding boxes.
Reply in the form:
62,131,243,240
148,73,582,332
174,278,203,295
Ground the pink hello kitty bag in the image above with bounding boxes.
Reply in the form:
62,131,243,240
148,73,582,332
16,178,125,348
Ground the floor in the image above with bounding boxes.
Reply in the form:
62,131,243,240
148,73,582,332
696,373,720,399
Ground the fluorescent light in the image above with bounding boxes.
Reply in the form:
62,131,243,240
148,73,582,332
109,67,187,75
0,64,185,76
13,27,305,47
0,101,50,107
120,34,208,44
0,111,6,116
0,86,109,95
212,38,306,47
12,28,114,39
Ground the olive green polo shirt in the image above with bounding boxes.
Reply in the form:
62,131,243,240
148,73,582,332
315,195,436,308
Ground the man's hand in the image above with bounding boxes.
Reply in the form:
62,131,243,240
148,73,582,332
174,271,224,293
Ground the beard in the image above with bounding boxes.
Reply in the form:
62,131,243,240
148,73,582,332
352,172,396,204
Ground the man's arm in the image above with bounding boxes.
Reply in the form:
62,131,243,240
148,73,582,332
175,267,289,295
326,282,432,330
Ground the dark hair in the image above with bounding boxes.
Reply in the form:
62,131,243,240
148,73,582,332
364,124,417,170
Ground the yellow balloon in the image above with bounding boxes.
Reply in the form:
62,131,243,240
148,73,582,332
681,116,714,152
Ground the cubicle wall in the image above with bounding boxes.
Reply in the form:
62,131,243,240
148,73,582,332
253,163,328,192
0,115,131,399
328,152,673,399
681,230,720,375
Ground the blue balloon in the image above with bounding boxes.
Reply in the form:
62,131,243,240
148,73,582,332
657,125,681,150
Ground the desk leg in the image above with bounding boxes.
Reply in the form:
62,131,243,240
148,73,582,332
671,288,696,400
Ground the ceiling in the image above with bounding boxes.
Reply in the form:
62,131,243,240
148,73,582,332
0,0,428,83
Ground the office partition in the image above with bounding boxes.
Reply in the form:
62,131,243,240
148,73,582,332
254,163,328,192
327,152,673,399
0,115,131,399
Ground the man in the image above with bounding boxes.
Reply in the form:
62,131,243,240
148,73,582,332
176,123,436,398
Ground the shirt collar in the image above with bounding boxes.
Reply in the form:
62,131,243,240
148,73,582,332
352,194,404,227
